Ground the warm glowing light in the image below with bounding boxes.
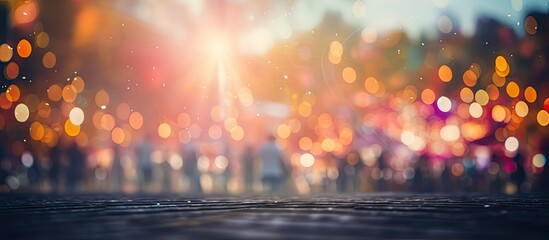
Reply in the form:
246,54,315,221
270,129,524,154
0,44,13,62
36,32,49,48
342,67,356,84
532,154,546,168
29,122,45,141
208,125,223,140
72,76,85,93
505,137,519,152
514,101,528,118
361,27,377,43
469,102,483,118
14,103,30,122
17,39,32,58
495,55,508,72
62,85,77,103
475,89,489,106
486,84,499,101
111,127,125,144
299,153,315,167
238,87,254,107
437,96,452,112
460,88,474,103
492,72,506,87
6,84,21,102
352,0,366,17
321,138,336,152
158,123,172,139
277,124,291,139
64,119,80,137
128,111,143,130
37,101,51,118
230,126,244,141
492,105,506,122
506,81,520,98
462,69,477,87
364,77,380,94
4,62,19,80
299,137,313,151
69,107,85,125
95,90,110,108
438,65,452,82
100,114,116,131
298,101,312,117
421,88,436,105
524,86,537,103
47,84,63,101
116,103,131,120
537,110,549,126
525,15,538,35
440,124,460,142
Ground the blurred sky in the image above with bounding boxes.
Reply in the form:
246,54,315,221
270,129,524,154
117,0,549,55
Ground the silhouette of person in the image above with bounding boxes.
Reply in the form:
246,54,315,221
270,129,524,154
182,142,201,193
66,142,86,192
511,151,526,192
376,150,388,191
136,135,153,192
48,144,63,192
110,145,124,192
259,135,288,193
241,145,255,192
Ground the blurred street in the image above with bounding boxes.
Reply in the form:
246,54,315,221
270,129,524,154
1,193,548,239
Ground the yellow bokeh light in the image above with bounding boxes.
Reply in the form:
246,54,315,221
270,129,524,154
321,138,336,152
492,105,506,122
95,89,110,108
475,89,489,106
230,126,244,141
342,67,356,84
62,84,77,103
17,39,32,58
495,55,508,73
537,110,549,126
238,87,254,107
128,112,143,130
329,41,343,57
42,51,56,69
6,84,21,102
460,88,474,103
339,127,353,145
277,124,291,139
514,101,529,118
352,0,366,17
421,88,436,105
438,65,452,82
14,103,29,122
299,137,313,151
524,86,537,103
72,76,85,93
361,27,377,43
158,123,172,139
111,127,125,145
299,153,315,168
100,114,116,131
0,43,13,62
64,119,80,137
29,121,44,141
364,77,380,94
462,69,477,87
492,72,506,87
298,101,312,117
486,84,500,101
506,81,520,98
47,84,63,101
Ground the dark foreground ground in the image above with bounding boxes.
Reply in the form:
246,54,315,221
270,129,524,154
0,193,548,239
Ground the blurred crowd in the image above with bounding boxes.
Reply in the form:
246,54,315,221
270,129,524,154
1,133,548,195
